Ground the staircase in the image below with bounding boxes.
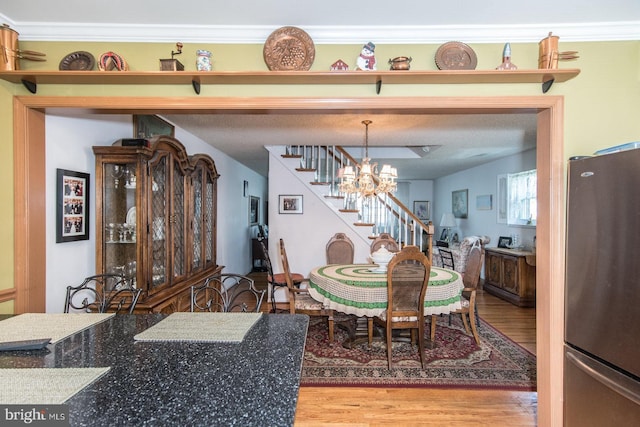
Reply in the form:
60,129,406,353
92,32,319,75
270,144,434,258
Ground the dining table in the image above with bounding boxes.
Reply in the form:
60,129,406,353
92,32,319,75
0,312,309,426
308,264,464,318
308,264,463,347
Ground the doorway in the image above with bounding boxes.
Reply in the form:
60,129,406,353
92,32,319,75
12,95,565,424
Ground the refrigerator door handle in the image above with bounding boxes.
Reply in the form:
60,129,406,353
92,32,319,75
567,350,640,406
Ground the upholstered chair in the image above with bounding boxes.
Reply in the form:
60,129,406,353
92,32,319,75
326,232,355,265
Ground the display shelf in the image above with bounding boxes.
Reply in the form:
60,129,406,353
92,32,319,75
0,68,580,95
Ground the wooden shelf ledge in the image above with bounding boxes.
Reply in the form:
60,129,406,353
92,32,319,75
0,69,580,95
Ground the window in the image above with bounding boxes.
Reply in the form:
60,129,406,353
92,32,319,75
507,169,537,226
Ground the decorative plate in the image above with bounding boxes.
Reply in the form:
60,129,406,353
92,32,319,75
126,207,136,226
98,51,128,71
263,26,315,71
59,51,95,71
435,42,478,70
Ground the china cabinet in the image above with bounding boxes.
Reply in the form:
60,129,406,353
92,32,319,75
93,136,220,313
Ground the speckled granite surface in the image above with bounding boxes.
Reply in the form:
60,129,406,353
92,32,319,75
0,313,309,426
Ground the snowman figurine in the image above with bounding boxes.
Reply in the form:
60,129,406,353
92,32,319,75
355,42,376,71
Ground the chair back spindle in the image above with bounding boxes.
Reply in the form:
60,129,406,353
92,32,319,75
64,274,142,314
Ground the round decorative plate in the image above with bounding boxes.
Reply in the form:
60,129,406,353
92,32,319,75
126,207,136,226
263,26,315,71
435,42,478,70
59,51,95,71
98,51,128,71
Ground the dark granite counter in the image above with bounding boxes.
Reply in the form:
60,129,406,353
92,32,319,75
0,313,309,426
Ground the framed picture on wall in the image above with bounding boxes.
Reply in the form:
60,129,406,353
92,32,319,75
413,201,430,221
452,189,468,218
249,196,260,225
279,195,303,214
56,169,90,243
476,194,493,210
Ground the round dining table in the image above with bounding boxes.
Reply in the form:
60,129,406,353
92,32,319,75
308,264,464,318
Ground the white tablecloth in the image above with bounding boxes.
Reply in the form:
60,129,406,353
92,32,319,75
308,264,463,317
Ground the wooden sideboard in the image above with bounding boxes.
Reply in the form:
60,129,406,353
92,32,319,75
483,247,536,307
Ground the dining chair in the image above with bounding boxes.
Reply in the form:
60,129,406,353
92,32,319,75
325,232,355,265
64,274,142,314
374,245,431,369
438,247,456,270
259,239,304,313
370,233,400,253
280,238,335,343
451,241,482,344
190,273,265,312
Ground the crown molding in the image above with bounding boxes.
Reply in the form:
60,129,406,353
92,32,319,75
3,15,639,44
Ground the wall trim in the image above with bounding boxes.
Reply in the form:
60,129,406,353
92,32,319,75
5,17,640,43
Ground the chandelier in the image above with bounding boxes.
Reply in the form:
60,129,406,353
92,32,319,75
339,120,397,198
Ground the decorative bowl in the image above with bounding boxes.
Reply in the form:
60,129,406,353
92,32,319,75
370,245,396,271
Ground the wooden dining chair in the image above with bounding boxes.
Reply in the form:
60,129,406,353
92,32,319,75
64,274,142,314
370,233,400,253
438,247,456,270
190,273,265,313
452,241,482,344
259,239,303,313
374,245,431,369
326,232,355,265
280,238,335,343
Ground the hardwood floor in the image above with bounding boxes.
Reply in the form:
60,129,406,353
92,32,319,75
248,272,537,426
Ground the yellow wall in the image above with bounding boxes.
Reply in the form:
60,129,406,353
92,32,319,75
1,40,639,291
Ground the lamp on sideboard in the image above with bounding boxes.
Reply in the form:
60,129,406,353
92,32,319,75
439,212,456,243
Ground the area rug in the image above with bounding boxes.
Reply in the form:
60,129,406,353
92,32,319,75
301,315,536,390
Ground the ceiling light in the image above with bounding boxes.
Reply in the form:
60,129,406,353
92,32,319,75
339,120,397,198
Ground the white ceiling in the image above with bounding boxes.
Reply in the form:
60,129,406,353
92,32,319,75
2,1,639,179
163,113,538,180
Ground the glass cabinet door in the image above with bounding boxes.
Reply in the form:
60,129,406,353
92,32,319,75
190,162,216,272
102,162,138,287
171,161,186,281
204,169,216,268
191,167,203,271
149,154,169,290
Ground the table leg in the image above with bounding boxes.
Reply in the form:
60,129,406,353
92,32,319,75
338,316,439,350
340,316,384,349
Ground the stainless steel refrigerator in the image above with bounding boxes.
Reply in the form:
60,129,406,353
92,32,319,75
565,147,640,426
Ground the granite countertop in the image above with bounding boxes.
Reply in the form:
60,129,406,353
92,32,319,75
0,313,309,426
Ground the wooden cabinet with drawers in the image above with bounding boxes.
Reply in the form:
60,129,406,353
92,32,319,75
483,247,536,307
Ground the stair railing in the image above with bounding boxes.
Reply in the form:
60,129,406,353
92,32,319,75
285,144,434,257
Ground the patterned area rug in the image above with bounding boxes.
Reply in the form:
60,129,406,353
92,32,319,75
301,315,536,390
